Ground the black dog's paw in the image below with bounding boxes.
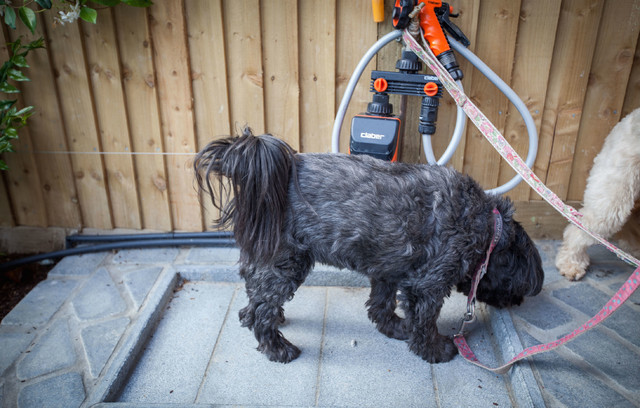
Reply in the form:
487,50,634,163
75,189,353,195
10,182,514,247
410,334,458,363
239,305,255,329
258,336,301,363
376,316,409,341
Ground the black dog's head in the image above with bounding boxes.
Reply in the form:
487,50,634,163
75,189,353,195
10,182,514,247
458,217,544,309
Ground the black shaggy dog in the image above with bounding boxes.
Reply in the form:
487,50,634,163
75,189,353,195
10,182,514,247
194,128,544,364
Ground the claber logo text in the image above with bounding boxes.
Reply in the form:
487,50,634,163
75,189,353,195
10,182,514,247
360,132,385,140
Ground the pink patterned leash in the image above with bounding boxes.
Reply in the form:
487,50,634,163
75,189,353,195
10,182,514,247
401,29,640,374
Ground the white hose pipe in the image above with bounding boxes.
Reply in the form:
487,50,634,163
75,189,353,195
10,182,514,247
448,37,538,195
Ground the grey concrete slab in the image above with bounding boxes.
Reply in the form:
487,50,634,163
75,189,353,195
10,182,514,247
195,286,326,406
72,268,127,321
18,372,85,408
1,278,79,326
2,240,637,408
184,247,240,264
0,331,35,376
432,294,516,408
82,317,131,378
517,331,634,408
122,266,163,309
509,245,640,407
84,268,179,406
112,248,179,264
317,287,435,408
16,318,76,380
563,328,640,391
553,283,640,347
117,282,237,404
49,252,107,277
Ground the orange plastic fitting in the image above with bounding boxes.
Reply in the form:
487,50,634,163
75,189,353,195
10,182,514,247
373,77,388,93
423,81,438,96
372,0,384,22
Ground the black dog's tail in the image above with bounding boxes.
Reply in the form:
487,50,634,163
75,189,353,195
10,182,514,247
194,127,297,262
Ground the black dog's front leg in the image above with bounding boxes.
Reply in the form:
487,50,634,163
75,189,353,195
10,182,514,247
399,277,458,363
238,255,311,364
366,278,408,340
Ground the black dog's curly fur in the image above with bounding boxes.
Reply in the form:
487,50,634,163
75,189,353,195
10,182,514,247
194,128,544,364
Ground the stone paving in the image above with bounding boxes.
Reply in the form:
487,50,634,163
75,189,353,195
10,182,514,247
509,241,640,408
0,241,637,407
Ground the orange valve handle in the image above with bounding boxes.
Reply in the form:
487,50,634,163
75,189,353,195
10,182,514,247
373,77,388,93
423,81,438,96
418,0,450,56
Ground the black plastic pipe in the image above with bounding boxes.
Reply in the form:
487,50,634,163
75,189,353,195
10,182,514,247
66,231,234,247
0,238,236,273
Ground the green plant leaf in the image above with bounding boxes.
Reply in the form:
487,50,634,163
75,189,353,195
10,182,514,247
79,6,97,24
25,38,45,50
4,6,16,29
11,55,28,68
7,69,29,82
90,0,120,6
0,82,19,93
35,0,53,9
15,106,33,117
18,7,36,33
121,0,152,7
0,100,16,110
0,159,8,171
4,126,17,138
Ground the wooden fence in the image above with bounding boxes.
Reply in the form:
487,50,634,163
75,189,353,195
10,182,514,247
0,0,639,237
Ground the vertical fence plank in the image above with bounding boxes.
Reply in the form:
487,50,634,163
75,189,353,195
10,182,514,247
82,10,141,229
299,0,336,152
223,0,265,134
0,27,47,226
184,0,230,229
496,0,561,200
185,0,231,146
461,0,521,189
8,17,81,228
567,0,640,201
621,34,640,117
148,0,202,231
534,0,604,201
114,5,172,231
43,12,113,229
0,174,14,226
335,0,377,154
431,0,480,171
261,0,300,150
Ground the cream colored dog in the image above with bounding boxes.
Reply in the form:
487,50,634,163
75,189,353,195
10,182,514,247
556,108,640,281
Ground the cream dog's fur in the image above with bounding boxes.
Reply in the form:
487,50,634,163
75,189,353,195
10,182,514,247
556,108,640,281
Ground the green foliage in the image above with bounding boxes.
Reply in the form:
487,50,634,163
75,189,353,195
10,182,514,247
0,37,43,170
0,0,152,170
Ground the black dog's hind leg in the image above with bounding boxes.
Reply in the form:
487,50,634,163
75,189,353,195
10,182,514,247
399,273,458,363
366,278,408,340
238,254,312,363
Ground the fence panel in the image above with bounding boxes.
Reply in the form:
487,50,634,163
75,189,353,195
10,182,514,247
0,0,638,236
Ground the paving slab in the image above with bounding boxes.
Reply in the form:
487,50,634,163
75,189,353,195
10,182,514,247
118,282,237,403
195,286,326,406
0,241,637,408
2,278,79,326
509,241,640,407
